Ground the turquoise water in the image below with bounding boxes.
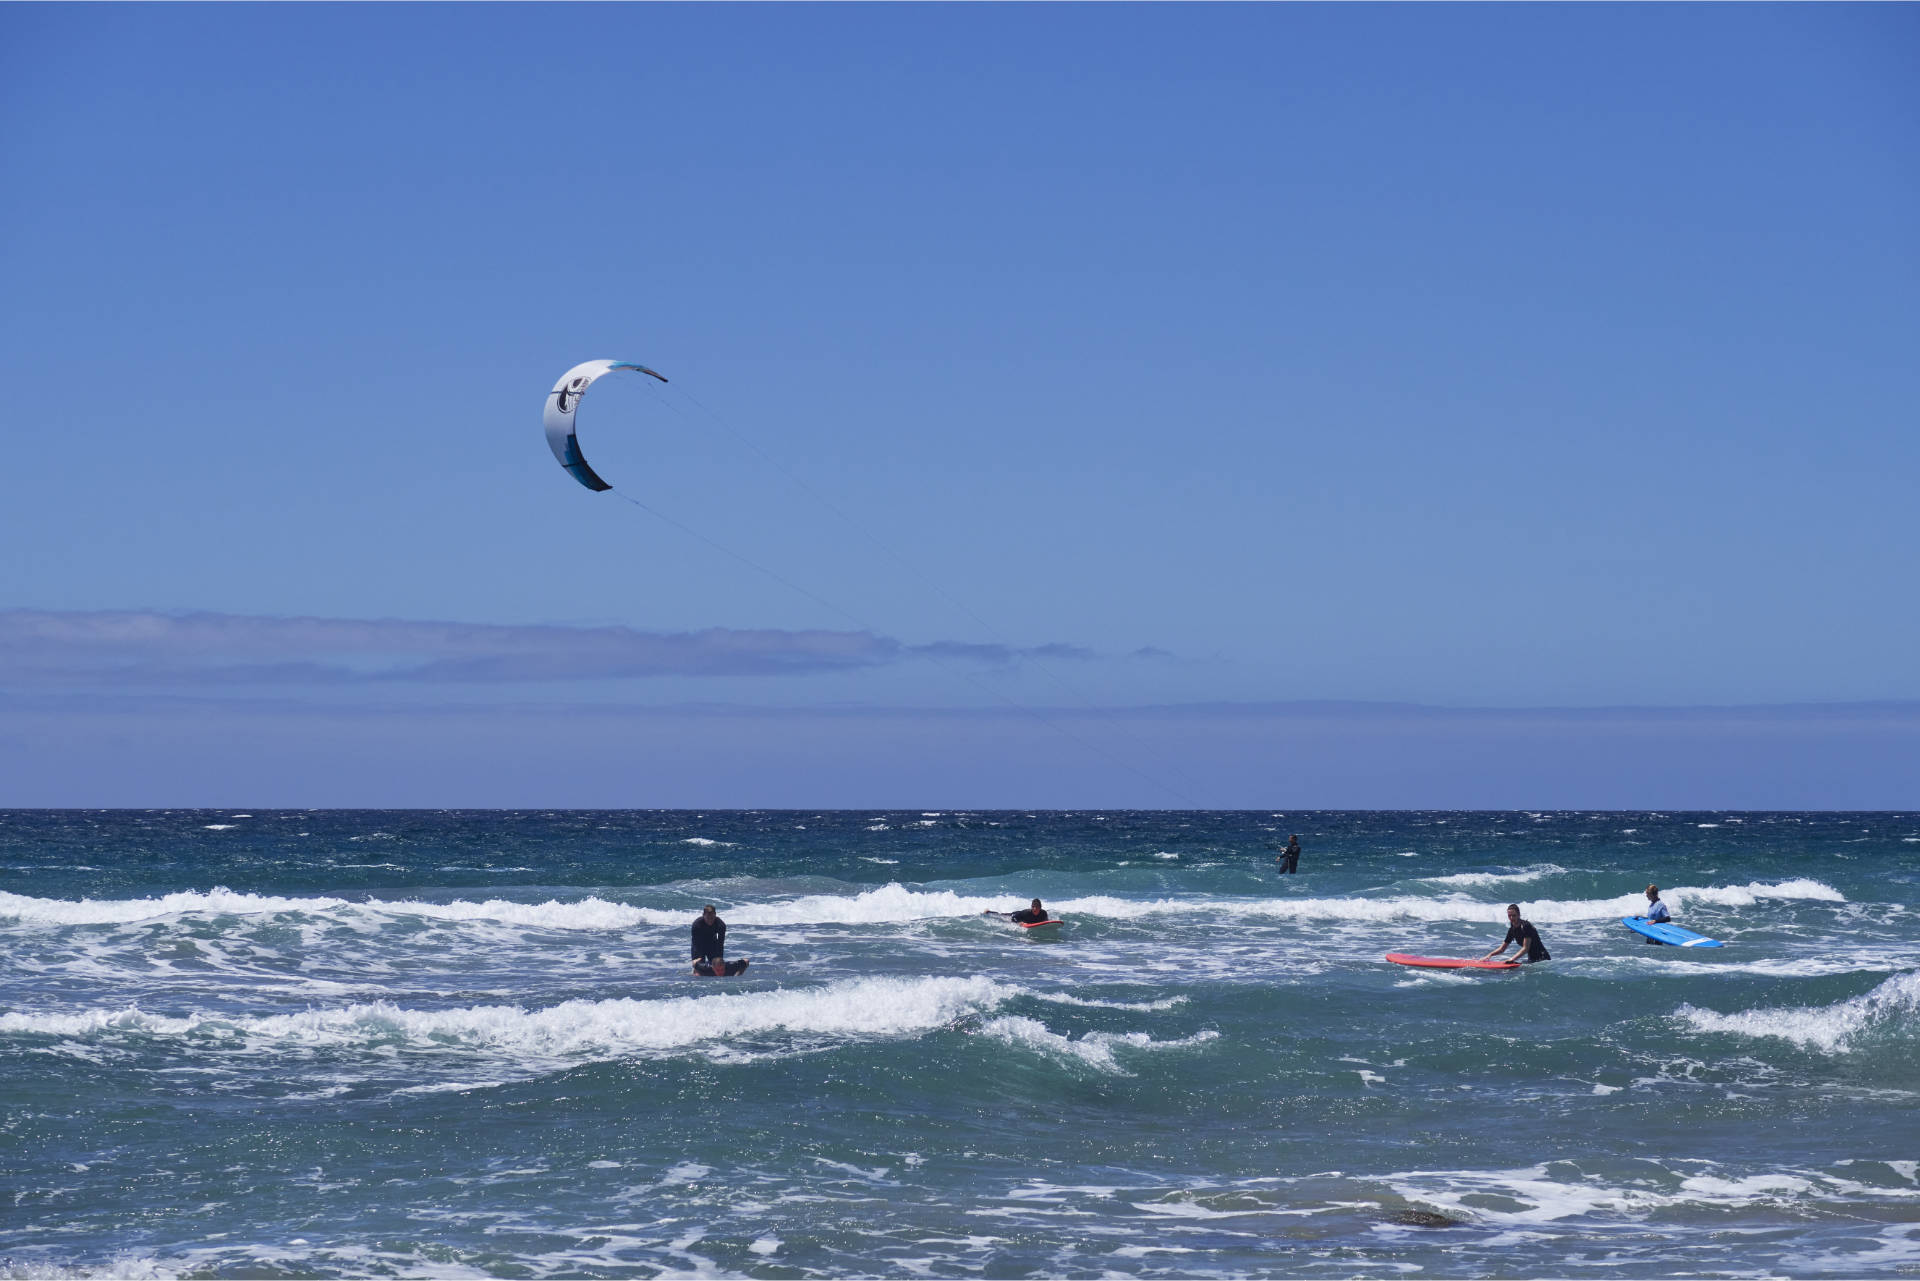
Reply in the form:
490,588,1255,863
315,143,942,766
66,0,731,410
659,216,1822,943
2,810,1916,1278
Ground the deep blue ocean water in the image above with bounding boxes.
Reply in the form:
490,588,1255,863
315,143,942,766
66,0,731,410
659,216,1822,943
2,810,1916,1279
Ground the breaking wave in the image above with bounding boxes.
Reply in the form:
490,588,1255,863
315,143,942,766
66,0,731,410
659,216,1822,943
1675,970,1920,1053
0,878,1843,933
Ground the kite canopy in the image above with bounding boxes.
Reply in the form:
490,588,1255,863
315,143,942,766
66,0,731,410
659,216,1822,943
543,359,669,492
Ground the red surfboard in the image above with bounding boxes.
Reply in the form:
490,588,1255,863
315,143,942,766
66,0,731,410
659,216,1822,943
1386,953,1519,970
1018,919,1064,930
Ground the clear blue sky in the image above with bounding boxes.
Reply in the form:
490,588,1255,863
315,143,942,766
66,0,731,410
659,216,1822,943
2,4,1916,806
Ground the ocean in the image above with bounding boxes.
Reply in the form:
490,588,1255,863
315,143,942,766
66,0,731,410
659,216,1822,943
2,810,1915,1279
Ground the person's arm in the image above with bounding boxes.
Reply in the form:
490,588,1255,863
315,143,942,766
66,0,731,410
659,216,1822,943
1482,927,1516,961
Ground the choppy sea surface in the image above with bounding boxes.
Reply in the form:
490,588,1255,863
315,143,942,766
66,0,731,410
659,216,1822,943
2,810,1917,1279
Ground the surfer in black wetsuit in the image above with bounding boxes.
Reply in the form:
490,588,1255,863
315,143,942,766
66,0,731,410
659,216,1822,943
1483,903,1551,963
691,904,735,975
984,898,1050,924
1275,835,1301,874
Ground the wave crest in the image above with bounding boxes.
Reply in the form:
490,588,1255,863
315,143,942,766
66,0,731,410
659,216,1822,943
1675,971,1920,1053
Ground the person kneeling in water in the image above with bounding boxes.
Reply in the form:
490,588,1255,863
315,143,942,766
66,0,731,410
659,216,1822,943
691,903,747,975
984,898,1051,924
1483,903,1551,963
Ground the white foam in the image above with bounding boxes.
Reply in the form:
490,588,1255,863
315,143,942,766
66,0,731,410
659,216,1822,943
0,887,354,926
977,1016,1217,1075
679,838,734,848
0,876,1845,935
660,1162,710,1185
1676,970,1920,1053
1028,992,1187,1012
1679,1173,1814,1199
390,1078,509,1097
1421,865,1565,888
0,975,1019,1066
1385,1162,1842,1227
202,825,235,831
0,888,666,930
1784,1224,1920,1273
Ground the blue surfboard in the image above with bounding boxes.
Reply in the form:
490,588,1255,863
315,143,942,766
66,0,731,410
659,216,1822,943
1622,916,1723,948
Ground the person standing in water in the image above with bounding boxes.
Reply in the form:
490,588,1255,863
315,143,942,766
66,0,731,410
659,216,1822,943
1275,834,1301,874
1632,884,1672,943
1483,903,1551,963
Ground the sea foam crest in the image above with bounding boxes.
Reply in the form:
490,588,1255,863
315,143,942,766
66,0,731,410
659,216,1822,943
1419,865,1566,888
0,887,346,926
1675,970,1920,1053
0,888,671,930
1385,1161,1867,1228
978,1016,1218,1075
1045,879,1841,927
0,877,1844,933
0,975,1015,1063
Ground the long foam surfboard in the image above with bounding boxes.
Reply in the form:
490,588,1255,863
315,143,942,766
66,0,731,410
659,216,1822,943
1018,918,1064,930
1386,953,1520,970
1622,917,1723,948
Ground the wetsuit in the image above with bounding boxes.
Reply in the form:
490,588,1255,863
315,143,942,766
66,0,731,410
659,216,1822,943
691,914,726,962
1502,918,1551,962
1010,908,1048,924
1282,840,1301,874
1646,899,1671,924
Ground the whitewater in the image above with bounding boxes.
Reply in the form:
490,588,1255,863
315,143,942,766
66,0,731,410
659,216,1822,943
2,809,1916,1278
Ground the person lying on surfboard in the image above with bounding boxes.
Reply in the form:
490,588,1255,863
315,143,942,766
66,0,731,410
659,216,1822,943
1483,903,1551,963
983,898,1052,925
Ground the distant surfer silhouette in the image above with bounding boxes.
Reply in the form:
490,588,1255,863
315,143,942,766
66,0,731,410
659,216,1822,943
1275,835,1301,874
984,898,1051,924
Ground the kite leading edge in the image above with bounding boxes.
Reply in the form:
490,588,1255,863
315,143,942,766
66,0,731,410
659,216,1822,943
543,359,669,492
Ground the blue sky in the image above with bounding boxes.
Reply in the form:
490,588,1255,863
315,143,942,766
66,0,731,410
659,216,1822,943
2,4,1916,806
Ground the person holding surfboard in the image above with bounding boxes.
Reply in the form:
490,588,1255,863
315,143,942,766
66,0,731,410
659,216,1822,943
1275,835,1301,874
1631,885,1672,944
1483,903,1551,964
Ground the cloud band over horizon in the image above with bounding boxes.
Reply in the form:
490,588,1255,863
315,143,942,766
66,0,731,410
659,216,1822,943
5,610,1917,808
0,608,1099,687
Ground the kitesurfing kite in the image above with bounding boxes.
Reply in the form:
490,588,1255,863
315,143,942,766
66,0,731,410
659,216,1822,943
542,359,668,492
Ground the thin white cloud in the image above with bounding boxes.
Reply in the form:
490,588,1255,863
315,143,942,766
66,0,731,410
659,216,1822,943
0,609,1097,686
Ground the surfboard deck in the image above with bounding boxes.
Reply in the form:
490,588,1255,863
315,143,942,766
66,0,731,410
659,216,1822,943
692,959,750,977
1386,953,1520,970
1622,917,1723,948
1018,919,1064,930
